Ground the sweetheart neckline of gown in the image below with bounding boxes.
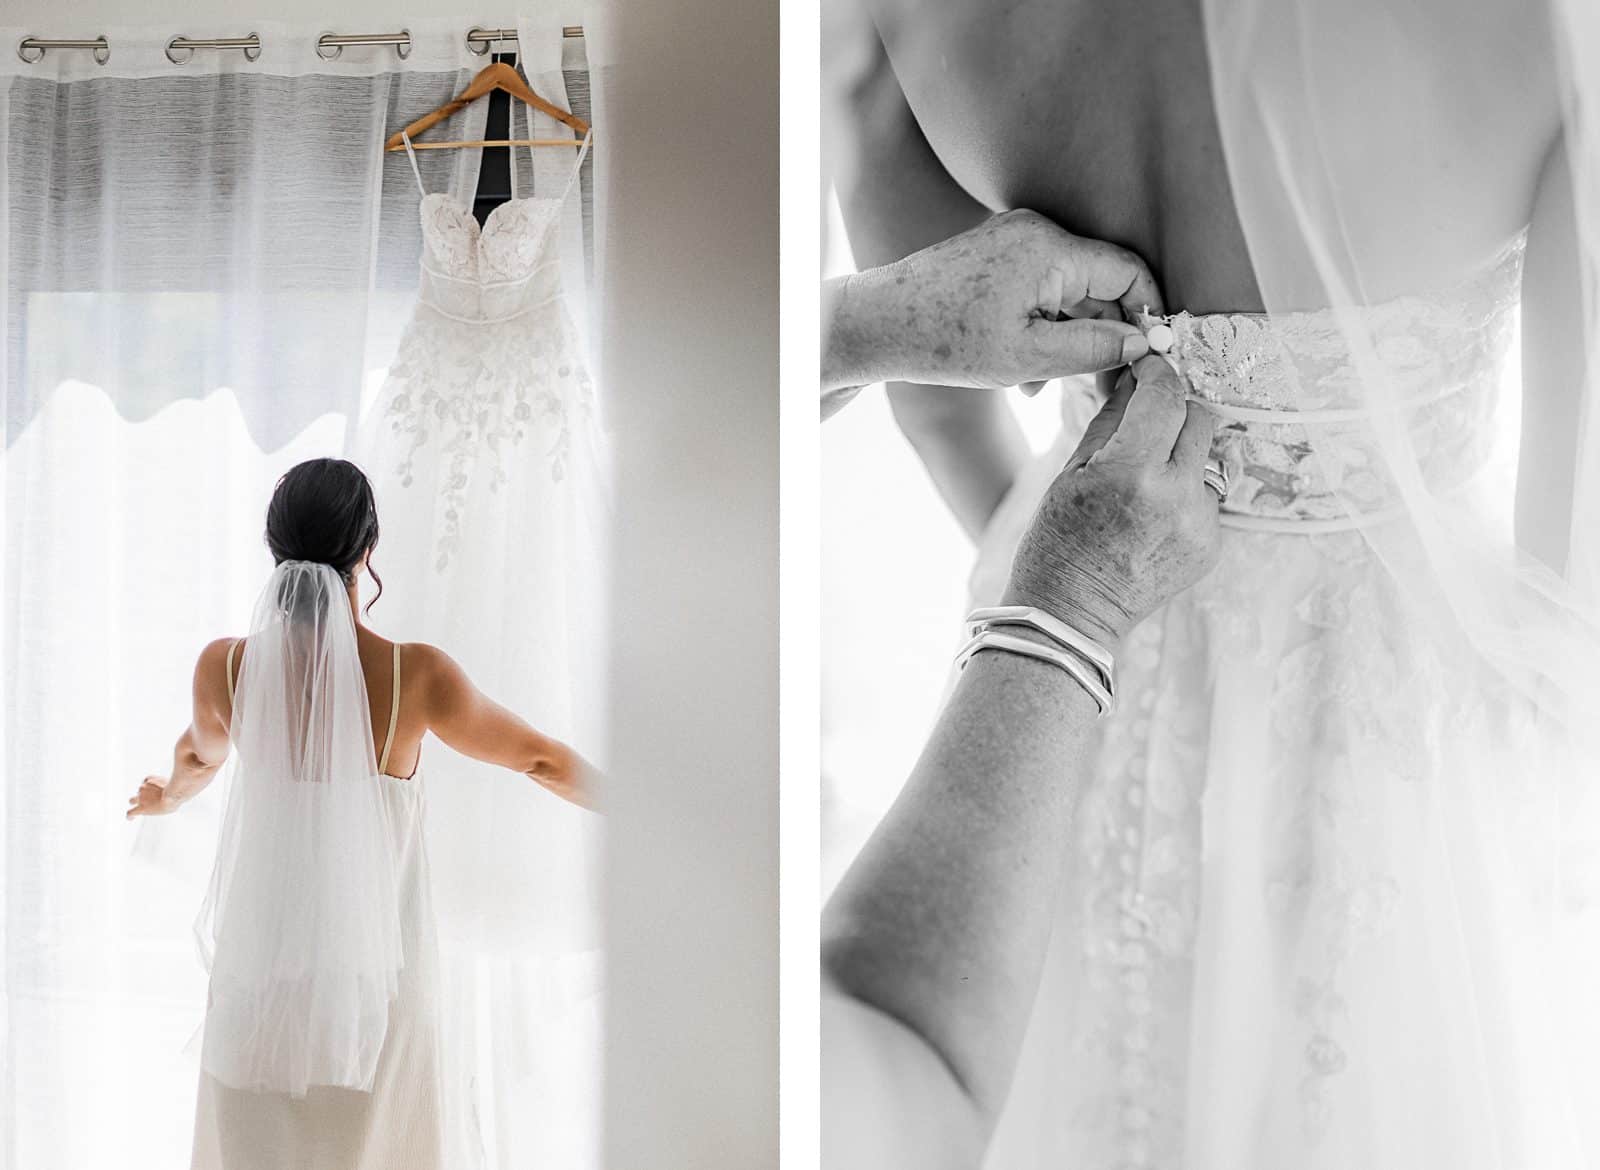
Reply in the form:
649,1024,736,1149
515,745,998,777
420,192,564,238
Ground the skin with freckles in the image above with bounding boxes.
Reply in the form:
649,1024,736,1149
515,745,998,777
821,209,1161,417
823,357,1221,1170
1004,355,1219,644
823,0,1560,543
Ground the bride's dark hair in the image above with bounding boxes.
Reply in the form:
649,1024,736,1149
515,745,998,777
265,458,384,613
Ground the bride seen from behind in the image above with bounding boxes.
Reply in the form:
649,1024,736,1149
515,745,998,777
125,457,596,1170
825,0,1599,1166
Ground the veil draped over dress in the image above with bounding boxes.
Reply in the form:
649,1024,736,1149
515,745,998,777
974,3,1600,1165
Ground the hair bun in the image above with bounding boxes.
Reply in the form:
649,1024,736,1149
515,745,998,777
264,459,384,611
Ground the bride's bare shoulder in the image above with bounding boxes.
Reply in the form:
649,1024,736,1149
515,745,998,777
196,635,244,668
397,643,480,721
399,641,466,687
191,636,244,707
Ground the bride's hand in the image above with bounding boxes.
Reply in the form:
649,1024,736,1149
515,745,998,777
1004,355,1221,645
126,776,178,819
822,209,1162,403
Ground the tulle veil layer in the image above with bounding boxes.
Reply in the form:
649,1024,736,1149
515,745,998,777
195,560,404,1097
1194,0,1600,1159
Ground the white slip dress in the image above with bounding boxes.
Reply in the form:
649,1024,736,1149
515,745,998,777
192,642,445,1170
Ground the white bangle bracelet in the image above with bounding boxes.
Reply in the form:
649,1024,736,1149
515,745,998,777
954,629,1115,716
965,604,1116,697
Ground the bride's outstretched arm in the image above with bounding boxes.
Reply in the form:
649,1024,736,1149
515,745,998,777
413,644,599,811
824,3,1028,541
127,638,234,818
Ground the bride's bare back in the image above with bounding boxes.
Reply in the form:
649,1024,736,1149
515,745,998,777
840,0,1555,311
827,0,1574,556
217,629,427,779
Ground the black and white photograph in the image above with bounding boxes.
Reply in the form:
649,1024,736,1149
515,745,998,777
820,2,1600,1168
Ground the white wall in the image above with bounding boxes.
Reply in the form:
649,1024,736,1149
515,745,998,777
596,1,778,1167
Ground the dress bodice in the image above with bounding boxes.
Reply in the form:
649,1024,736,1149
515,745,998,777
415,194,567,324
1135,238,1524,530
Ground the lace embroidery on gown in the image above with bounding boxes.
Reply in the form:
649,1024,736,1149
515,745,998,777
376,133,596,571
972,238,1595,1169
351,122,605,1170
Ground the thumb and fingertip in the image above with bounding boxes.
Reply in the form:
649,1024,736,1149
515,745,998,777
1041,318,1152,375
1131,352,1185,388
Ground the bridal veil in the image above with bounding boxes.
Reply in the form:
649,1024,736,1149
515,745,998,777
194,561,404,1097
1195,0,1599,1157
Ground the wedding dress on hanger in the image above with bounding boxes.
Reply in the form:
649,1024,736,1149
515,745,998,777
960,2,1600,1165
351,101,605,1168
190,562,444,1170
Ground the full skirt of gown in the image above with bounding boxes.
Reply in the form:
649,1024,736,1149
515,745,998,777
969,246,1600,1168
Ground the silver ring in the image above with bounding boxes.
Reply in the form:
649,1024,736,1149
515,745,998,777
1203,459,1229,501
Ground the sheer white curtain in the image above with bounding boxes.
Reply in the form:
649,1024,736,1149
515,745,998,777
0,17,601,1169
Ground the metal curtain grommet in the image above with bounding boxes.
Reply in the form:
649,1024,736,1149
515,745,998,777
466,27,491,55
241,33,262,62
165,36,195,64
395,29,412,60
315,32,342,60
16,36,109,64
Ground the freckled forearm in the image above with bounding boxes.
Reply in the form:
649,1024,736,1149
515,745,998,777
823,272,905,398
823,643,1097,1124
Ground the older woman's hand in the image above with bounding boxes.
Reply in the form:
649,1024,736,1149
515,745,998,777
821,209,1162,416
1004,355,1221,643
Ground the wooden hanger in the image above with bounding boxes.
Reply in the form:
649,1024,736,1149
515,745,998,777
384,60,590,152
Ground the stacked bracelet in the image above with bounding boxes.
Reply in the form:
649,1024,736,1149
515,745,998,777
955,605,1118,716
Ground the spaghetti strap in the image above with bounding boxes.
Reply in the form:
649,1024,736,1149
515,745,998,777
378,643,401,776
225,639,239,706
401,130,427,198
560,129,592,203
518,96,591,204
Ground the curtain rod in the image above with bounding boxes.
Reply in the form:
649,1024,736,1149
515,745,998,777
16,26,584,66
